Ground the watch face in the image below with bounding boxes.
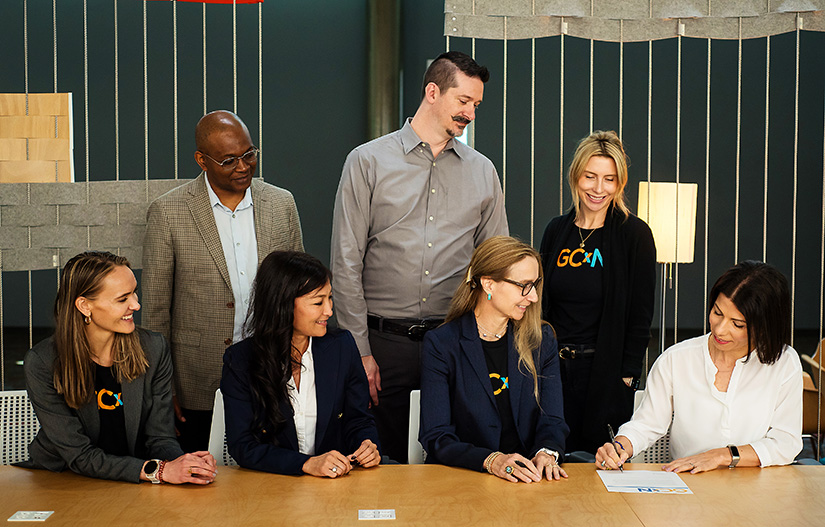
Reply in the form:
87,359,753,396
144,461,158,474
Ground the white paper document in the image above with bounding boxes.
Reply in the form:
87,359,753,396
597,470,692,494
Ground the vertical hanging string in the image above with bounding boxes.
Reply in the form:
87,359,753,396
559,19,565,215
24,0,29,98
233,0,238,113
530,37,535,246
203,3,207,115
53,0,58,181
114,0,120,181
502,17,508,201
143,0,149,189
173,0,179,180
53,0,57,93
469,38,475,148
703,37,711,334
674,24,682,345
763,36,770,261
445,35,450,51
646,32,653,368
588,0,594,132
618,20,624,140
258,1,263,178
791,16,801,346
27,185,33,350
734,18,742,263
818,95,825,462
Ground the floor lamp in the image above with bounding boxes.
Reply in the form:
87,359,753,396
638,182,698,355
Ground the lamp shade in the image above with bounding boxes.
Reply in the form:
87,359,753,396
637,182,698,264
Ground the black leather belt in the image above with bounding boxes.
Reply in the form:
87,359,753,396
367,315,444,342
558,344,596,360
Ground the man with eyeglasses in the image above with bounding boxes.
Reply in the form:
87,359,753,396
142,110,304,452
331,52,508,463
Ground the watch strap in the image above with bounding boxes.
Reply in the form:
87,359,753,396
727,445,740,468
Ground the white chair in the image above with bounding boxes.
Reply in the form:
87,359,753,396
629,390,672,464
207,389,237,467
1,390,41,465
408,390,426,464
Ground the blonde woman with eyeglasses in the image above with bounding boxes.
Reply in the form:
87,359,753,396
420,236,568,483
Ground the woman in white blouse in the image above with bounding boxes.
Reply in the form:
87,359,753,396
595,261,802,473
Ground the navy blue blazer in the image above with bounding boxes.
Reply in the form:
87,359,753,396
221,329,378,475
420,313,568,471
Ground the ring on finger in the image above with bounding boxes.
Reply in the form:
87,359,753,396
331,466,338,473
600,460,606,467
505,465,513,475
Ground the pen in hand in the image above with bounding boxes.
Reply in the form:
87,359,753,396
607,424,624,472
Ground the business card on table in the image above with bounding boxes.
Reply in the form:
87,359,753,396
8,511,55,522
358,509,396,520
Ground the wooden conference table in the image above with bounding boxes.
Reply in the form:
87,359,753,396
1,463,824,526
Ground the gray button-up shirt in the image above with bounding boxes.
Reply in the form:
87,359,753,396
331,119,508,357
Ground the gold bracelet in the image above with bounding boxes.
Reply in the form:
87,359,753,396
485,452,502,474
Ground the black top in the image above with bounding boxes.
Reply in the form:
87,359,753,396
547,226,604,344
540,206,656,453
95,365,129,457
481,337,521,454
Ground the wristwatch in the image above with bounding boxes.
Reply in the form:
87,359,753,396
144,459,163,484
537,448,560,463
727,445,740,469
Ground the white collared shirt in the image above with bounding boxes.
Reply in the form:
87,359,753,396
618,334,803,467
205,174,258,344
288,339,318,455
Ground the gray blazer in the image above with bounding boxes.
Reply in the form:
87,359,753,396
23,328,183,483
141,174,304,410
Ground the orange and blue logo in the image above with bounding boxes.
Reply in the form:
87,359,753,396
96,389,123,410
556,248,603,268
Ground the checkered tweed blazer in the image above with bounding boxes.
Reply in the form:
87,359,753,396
141,174,304,410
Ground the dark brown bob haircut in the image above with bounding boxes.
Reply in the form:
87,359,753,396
709,260,791,365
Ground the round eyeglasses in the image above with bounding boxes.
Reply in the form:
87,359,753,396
201,147,259,170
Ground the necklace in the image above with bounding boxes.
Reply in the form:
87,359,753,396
475,314,507,339
578,227,596,249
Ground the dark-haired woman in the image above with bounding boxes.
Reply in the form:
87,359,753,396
24,251,217,483
221,251,380,476
596,261,803,473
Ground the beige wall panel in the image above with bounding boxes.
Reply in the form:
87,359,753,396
0,116,68,139
0,161,72,183
28,138,71,161
0,93,71,117
0,139,70,161
0,139,27,160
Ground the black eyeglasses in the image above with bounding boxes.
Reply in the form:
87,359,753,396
201,147,259,170
501,277,542,296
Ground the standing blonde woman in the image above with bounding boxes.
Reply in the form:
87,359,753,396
24,251,216,483
540,131,656,455
420,236,568,483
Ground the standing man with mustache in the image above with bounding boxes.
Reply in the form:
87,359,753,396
142,110,304,452
331,52,508,463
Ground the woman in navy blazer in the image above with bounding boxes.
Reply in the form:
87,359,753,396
221,251,380,476
420,236,569,483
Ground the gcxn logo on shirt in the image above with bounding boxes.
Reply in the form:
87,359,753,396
556,248,603,268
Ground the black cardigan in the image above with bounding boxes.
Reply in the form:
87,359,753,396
540,206,656,453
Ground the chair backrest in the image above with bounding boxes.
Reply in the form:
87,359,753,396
207,389,237,467
408,389,426,464
0,390,41,465
802,372,825,435
629,390,673,464
801,339,825,390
